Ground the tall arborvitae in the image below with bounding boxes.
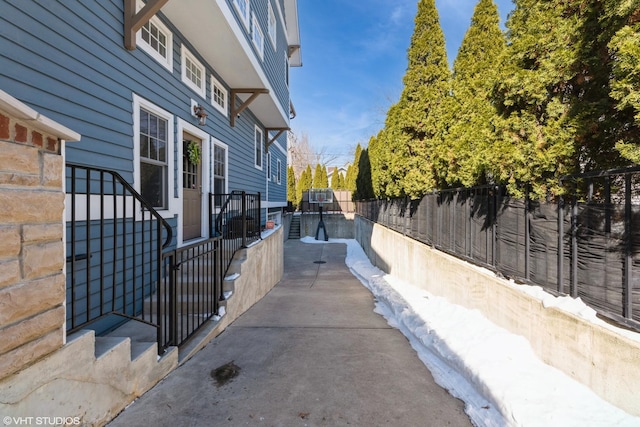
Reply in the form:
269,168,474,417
395,0,450,199
337,172,346,190
313,164,329,188
346,144,362,192
439,0,505,187
297,165,312,209
491,0,584,197
606,1,640,163
287,165,297,208
354,148,375,200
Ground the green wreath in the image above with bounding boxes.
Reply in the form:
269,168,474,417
187,141,201,165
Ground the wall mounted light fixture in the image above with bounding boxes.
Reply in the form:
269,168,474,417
193,104,208,126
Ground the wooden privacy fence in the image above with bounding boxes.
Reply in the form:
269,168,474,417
356,166,640,333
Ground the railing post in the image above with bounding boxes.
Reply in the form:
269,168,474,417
241,191,247,248
258,191,262,240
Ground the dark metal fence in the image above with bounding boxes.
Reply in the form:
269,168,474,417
356,166,640,332
66,165,263,353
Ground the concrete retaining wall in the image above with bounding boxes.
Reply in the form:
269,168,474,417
355,215,640,417
299,213,354,239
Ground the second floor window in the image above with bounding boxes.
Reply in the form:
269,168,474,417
268,2,277,48
181,45,205,98
234,0,250,28
211,76,228,116
252,13,264,60
136,9,173,71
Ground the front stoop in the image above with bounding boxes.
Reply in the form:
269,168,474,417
0,329,178,427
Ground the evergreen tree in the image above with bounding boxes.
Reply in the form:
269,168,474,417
297,165,313,209
607,1,640,163
330,168,339,189
313,163,329,188
287,165,297,208
439,0,505,187
346,144,362,192
354,149,375,200
336,172,346,190
374,0,450,199
491,0,583,197
396,0,450,198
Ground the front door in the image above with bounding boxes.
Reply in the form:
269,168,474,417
183,134,202,241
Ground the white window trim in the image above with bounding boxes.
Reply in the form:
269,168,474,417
233,0,250,29
267,151,272,181
254,125,263,170
210,75,228,116
277,158,282,184
268,2,277,49
181,45,206,99
211,137,229,195
135,0,173,71
251,12,264,60
132,94,176,218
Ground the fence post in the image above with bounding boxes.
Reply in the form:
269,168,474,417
525,186,531,281
258,192,262,240
571,193,578,298
624,174,632,318
557,184,565,295
494,186,501,269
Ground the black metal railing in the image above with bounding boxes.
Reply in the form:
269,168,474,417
210,191,261,279
66,165,266,353
159,237,222,348
65,164,173,351
356,166,640,332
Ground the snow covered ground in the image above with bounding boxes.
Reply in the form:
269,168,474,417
300,236,640,427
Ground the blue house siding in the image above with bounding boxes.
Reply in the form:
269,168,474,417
1,0,290,198
226,0,291,115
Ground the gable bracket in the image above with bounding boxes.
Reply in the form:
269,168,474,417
265,128,290,152
124,0,170,50
230,88,269,127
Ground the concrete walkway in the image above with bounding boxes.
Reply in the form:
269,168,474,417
108,239,471,426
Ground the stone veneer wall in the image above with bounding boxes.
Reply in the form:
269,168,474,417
0,109,67,380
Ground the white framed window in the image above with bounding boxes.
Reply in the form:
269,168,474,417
285,53,290,87
268,2,277,48
210,75,228,116
133,95,174,212
254,126,263,170
136,2,173,71
181,45,206,98
251,13,264,60
277,159,282,184
267,151,272,181
233,0,250,29
212,138,228,208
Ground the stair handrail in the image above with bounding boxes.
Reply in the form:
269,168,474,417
67,163,173,248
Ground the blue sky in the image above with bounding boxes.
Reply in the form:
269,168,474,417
288,0,514,167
